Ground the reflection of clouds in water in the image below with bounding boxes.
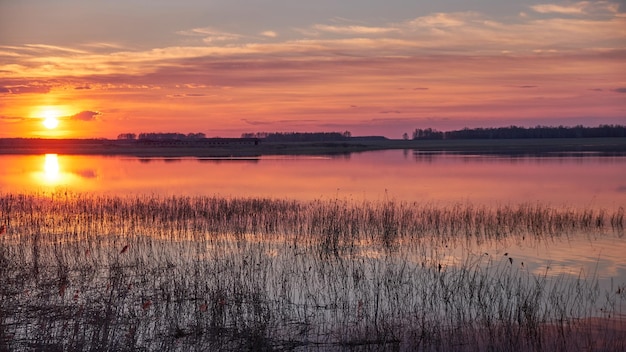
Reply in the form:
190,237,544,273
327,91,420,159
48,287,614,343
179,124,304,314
529,257,615,279
73,169,97,179
445,231,626,285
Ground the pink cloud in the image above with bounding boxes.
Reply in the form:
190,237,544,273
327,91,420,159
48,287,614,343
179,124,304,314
70,111,102,121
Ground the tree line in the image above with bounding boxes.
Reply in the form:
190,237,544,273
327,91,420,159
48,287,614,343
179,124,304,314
117,132,207,140
117,131,352,142
240,131,352,142
412,125,626,140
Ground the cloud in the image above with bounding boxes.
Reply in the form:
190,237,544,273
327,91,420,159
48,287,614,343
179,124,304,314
0,115,25,122
22,44,88,54
167,93,208,98
73,169,97,178
0,84,51,94
531,3,586,15
260,31,278,38
70,111,101,121
241,118,320,126
177,27,241,43
530,2,619,15
75,85,91,90
0,7,624,89
313,24,399,35
409,12,477,28
242,118,271,126
612,88,626,93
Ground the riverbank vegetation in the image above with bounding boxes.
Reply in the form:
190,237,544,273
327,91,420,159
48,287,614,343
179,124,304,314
0,193,624,350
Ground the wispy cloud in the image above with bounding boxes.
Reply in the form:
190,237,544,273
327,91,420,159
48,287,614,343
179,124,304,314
177,27,242,43
531,1,619,15
531,3,587,14
1,4,624,81
409,12,477,27
312,24,400,35
70,111,101,121
260,31,278,38
0,84,51,94
0,115,25,122
22,44,89,54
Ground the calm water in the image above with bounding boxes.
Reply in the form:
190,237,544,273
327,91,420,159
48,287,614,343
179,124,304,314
1,150,625,208
1,151,625,295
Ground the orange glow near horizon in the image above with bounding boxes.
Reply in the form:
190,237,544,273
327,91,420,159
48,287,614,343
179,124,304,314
21,105,75,138
1,51,622,140
31,105,69,119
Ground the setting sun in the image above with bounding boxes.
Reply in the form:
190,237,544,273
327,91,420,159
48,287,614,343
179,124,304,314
43,116,59,129
33,106,68,131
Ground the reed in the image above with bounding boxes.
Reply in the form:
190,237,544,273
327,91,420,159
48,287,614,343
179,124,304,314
0,192,624,351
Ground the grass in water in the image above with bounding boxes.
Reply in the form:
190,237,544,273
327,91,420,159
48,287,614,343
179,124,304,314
0,192,624,351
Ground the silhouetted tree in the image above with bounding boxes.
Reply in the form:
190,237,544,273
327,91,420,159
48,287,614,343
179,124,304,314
117,133,136,140
412,128,444,140
186,132,206,139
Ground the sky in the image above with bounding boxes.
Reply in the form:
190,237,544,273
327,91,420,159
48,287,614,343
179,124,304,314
1,0,625,138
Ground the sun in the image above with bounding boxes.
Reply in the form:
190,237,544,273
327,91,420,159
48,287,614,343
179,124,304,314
41,108,62,129
43,116,59,129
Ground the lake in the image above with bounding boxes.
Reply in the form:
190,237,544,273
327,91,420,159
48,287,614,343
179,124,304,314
1,150,625,208
2,150,625,287
1,150,625,350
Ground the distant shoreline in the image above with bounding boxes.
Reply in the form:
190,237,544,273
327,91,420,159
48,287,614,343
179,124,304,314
1,137,626,157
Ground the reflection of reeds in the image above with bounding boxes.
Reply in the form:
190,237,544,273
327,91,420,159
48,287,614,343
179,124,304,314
0,192,624,351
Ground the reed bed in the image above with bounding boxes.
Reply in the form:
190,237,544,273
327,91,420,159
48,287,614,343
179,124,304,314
0,192,624,351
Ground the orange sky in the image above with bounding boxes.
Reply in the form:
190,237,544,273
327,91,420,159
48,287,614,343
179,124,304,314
1,1,625,138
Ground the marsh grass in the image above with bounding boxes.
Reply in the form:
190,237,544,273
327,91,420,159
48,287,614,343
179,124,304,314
0,192,624,351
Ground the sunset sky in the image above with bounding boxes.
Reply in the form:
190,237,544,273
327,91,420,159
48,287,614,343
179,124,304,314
1,0,625,138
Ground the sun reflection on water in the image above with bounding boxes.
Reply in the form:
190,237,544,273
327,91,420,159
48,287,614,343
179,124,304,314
43,154,61,184
33,154,75,187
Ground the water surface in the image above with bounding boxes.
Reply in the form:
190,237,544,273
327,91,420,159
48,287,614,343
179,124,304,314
1,151,625,338
1,151,624,208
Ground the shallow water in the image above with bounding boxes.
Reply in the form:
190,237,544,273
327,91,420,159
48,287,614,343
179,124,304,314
0,188,624,350
2,151,624,286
